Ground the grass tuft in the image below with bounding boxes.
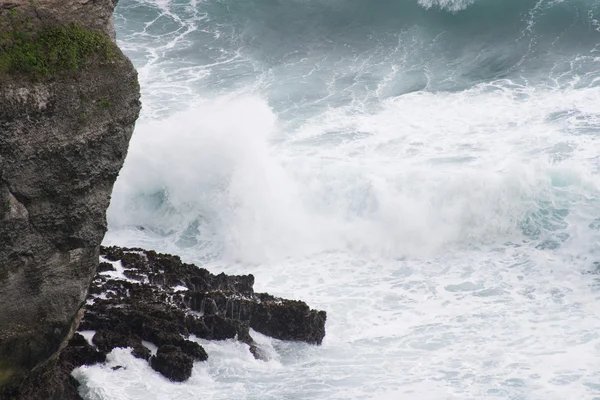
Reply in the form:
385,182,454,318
0,23,117,77
97,98,111,108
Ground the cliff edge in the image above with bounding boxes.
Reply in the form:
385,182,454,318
0,0,141,396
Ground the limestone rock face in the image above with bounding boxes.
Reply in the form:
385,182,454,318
0,0,140,392
1,0,118,39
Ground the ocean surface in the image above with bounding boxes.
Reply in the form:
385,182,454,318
74,0,600,398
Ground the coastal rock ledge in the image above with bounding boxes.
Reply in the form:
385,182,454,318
21,246,327,399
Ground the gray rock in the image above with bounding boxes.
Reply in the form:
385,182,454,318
0,0,118,40
0,0,140,394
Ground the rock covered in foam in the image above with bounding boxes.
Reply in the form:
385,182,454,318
59,246,326,383
150,345,197,382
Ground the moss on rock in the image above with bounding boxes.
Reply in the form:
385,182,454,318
0,23,117,77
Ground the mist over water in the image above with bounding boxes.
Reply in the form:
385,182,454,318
76,0,600,398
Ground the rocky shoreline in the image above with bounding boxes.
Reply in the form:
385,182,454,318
10,246,327,399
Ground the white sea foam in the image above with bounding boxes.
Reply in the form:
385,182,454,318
98,82,600,399
418,0,476,11
107,83,600,262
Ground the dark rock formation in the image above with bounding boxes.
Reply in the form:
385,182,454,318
150,345,196,382
6,333,106,400
0,0,141,395
41,246,326,388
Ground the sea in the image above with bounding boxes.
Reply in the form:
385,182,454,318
73,0,600,399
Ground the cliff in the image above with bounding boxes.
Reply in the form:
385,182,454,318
0,0,141,396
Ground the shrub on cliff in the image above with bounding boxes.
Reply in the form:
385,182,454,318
0,22,117,77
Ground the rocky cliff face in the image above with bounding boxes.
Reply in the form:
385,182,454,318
0,0,140,394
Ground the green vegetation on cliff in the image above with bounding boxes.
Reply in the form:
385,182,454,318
0,23,117,77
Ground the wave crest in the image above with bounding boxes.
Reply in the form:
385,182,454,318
417,0,476,11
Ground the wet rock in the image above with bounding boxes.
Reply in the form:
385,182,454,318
97,261,116,273
250,294,327,345
8,333,106,400
131,346,152,361
150,345,194,382
41,246,326,385
181,341,208,362
62,333,106,367
92,330,150,361
187,314,239,340
184,291,327,344
93,330,139,352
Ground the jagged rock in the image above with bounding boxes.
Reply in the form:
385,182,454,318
184,291,327,345
58,246,326,383
250,294,327,345
131,346,152,361
92,330,150,361
187,314,241,341
150,345,194,383
0,0,141,395
101,246,255,294
62,333,106,367
97,261,116,273
6,333,106,400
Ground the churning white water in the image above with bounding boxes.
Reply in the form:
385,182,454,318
74,0,600,398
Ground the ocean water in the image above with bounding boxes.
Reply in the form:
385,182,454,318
73,0,600,398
